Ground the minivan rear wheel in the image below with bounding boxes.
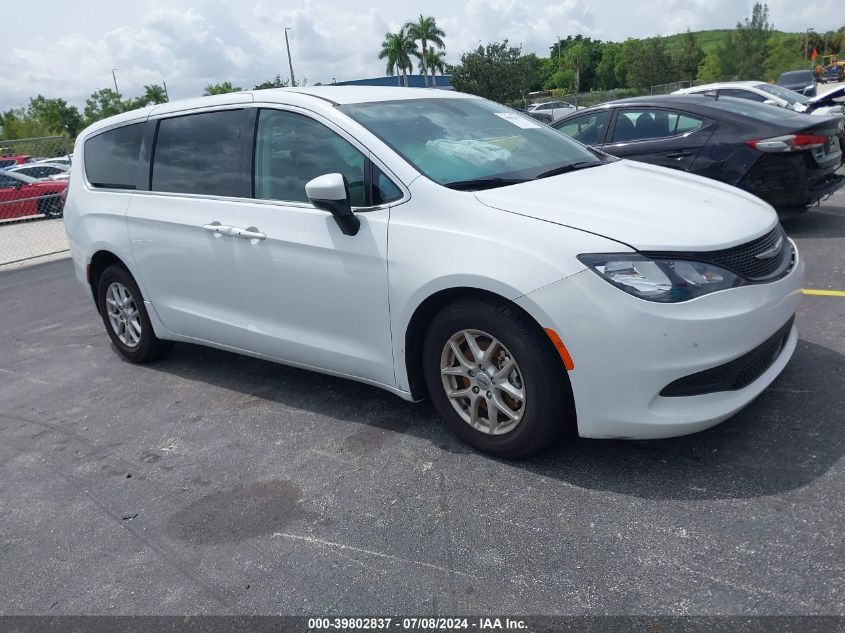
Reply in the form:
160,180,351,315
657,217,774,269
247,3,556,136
97,265,173,363
422,296,574,458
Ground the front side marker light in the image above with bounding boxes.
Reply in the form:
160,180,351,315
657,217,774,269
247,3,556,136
544,328,574,371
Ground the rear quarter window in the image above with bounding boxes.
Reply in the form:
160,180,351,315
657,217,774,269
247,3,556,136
84,123,144,189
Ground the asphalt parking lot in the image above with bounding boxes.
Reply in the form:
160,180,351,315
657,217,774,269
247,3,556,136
1,187,843,616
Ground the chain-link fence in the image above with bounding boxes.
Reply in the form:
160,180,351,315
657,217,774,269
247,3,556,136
527,88,645,110
650,81,693,95
0,136,71,266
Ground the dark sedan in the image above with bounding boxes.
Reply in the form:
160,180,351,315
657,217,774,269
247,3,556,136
551,94,844,215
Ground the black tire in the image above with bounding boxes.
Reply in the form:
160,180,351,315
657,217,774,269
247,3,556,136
97,264,173,363
422,295,575,459
37,194,63,219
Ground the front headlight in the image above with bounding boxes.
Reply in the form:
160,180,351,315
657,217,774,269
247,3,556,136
577,254,745,302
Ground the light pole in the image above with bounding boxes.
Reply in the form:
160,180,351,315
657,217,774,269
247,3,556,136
284,28,296,87
111,68,120,98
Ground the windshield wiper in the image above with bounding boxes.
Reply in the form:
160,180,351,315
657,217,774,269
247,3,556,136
534,161,607,179
443,177,530,191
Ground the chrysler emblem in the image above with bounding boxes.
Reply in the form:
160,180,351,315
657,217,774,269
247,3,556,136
755,236,784,260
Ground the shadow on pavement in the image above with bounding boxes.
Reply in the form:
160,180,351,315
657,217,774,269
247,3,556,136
148,337,845,503
782,200,845,239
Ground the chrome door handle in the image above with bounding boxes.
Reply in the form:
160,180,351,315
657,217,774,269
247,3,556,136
202,223,234,236
232,227,266,241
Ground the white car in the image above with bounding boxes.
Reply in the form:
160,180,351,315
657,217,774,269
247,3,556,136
674,81,845,117
527,100,577,121
36,155,72,167
7,162,69,180
64,87,804,458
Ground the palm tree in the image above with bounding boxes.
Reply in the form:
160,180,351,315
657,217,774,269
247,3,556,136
421,49,447,88
143,84,168,104
203,81,242,96
378,28,418,87
405,15,446,88
563,42,591,94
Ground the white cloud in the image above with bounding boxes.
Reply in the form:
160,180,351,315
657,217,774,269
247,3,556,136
0,0,841,110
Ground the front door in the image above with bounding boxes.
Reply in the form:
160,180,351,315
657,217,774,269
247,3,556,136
225,107,396,387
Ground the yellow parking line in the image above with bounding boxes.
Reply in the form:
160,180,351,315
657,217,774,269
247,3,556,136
802,289,845,297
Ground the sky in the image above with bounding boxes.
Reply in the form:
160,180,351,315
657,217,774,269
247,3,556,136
1,0,841,111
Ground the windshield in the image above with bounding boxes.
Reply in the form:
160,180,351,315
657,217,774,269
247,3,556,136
756,83,809,106
338,98,603,188
779,71,813,85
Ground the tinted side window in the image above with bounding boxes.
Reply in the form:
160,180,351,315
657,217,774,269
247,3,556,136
554,111,610,145
152,110,243,196
84,123,144,189
720,89,767,103
0,175,18,187
611,109,704,143
254,109,366,206
373,166,402,205
0,159,15,169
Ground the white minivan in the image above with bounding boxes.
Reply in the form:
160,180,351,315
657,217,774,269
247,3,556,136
64,87,804,458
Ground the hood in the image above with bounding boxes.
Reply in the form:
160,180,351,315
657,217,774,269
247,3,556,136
807,85,845,108
474,160,777,252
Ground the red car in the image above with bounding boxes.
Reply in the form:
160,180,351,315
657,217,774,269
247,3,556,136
0,171,67,220
0,154,34,169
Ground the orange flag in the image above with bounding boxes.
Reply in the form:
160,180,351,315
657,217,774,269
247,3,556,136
811,48,818,60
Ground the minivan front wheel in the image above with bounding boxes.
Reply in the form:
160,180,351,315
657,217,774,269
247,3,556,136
97,265,173,363
422,296,573,458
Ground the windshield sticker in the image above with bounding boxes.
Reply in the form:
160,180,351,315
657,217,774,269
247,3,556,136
494,112,542,129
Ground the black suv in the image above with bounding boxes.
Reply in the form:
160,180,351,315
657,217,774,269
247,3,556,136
778,69,817,97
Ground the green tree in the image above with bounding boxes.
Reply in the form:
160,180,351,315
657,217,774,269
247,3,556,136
764,37,804,81
254,75,289,90
203,81,243,96
83,88,125,126
672,30,704,82
27,96,83,137
624,37,672,91
0,108,55,139
378,28,418,87
543,69,575,91
404,15,446,88
596,42,623,90
563,41,591,93
449,41,538,104
696,53,723,83
730,3,773,79
421,49,447,87
142,84,168,104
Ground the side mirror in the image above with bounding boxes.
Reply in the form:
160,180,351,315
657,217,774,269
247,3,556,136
305,173,360,236
803,85,815,96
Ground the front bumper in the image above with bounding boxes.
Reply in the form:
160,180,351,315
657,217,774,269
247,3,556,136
515,243,805,439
